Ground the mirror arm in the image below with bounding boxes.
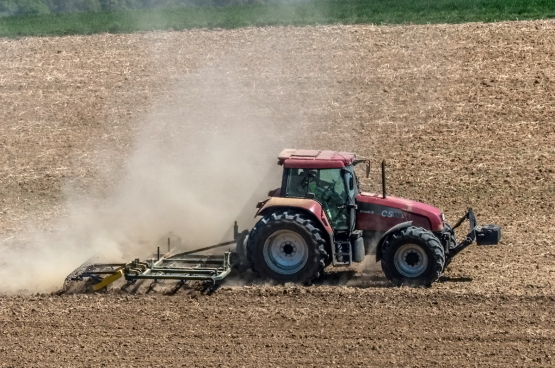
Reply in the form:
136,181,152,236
353,159,370,178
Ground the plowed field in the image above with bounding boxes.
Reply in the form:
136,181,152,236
1,20,555,367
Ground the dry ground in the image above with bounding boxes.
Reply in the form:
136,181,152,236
1,20,555,366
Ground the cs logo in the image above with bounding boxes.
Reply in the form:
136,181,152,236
381,210,403,218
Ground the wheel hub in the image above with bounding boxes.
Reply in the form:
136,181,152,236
263,230,309,275
281,242,297,257
393,243,428,278
404,251,421,267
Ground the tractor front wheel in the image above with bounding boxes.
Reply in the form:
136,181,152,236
247,210,328,284
381,226,445,287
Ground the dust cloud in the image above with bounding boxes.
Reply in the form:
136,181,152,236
0,56,303,294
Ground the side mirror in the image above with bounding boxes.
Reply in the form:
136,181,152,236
353,159,370,178
306,192,316,199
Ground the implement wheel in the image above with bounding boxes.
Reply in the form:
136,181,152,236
381,226,445,287
247,210,328,284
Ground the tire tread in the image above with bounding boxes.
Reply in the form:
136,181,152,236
381,226,445,287
246,209,328,284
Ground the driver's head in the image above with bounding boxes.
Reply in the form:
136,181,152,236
307,169,318,182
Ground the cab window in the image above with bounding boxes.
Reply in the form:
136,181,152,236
284,168,348,230
285,168,309,197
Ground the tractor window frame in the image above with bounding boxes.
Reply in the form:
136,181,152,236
344,165,359,198
282,168,348,202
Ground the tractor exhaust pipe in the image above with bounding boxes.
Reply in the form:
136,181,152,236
382,160,386,199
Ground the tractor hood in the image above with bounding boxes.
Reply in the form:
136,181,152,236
356,192,443,232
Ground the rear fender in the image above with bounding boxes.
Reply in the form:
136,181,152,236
375,221,413,262
256,197,334,247
257,197,333,235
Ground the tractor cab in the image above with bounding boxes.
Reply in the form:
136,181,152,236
275,149,364,265
283,167,352,230
277,149,360,232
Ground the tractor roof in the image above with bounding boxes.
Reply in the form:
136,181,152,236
277,149,356,169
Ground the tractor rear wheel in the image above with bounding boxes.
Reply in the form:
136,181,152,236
381,226,445,287
247,210,328,284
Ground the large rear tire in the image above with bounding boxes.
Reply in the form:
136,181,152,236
247,210,328,284
381,226,445,287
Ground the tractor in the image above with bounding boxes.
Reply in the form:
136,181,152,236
237,149,501,287
65,149,502,291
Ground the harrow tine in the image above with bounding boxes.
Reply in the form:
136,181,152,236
120,279,137,291
146,279,162,293
202,280,220,295
168,280,189,295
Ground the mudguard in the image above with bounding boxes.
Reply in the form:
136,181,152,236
375,221,413,262
256,197,334,235
256,197,335,255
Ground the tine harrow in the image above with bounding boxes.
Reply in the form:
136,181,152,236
67,222,242,292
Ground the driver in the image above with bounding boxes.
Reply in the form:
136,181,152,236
305,170,348,229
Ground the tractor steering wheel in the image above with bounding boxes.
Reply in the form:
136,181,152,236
320,181,337,202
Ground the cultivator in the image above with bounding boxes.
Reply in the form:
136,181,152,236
65,223,243,292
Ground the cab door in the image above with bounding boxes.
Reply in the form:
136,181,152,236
343,169,358,233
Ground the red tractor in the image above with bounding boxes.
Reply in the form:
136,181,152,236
238,149,501,287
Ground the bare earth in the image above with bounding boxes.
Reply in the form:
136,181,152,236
1,20,555,366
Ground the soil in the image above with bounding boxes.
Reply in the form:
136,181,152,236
1,20,555,366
